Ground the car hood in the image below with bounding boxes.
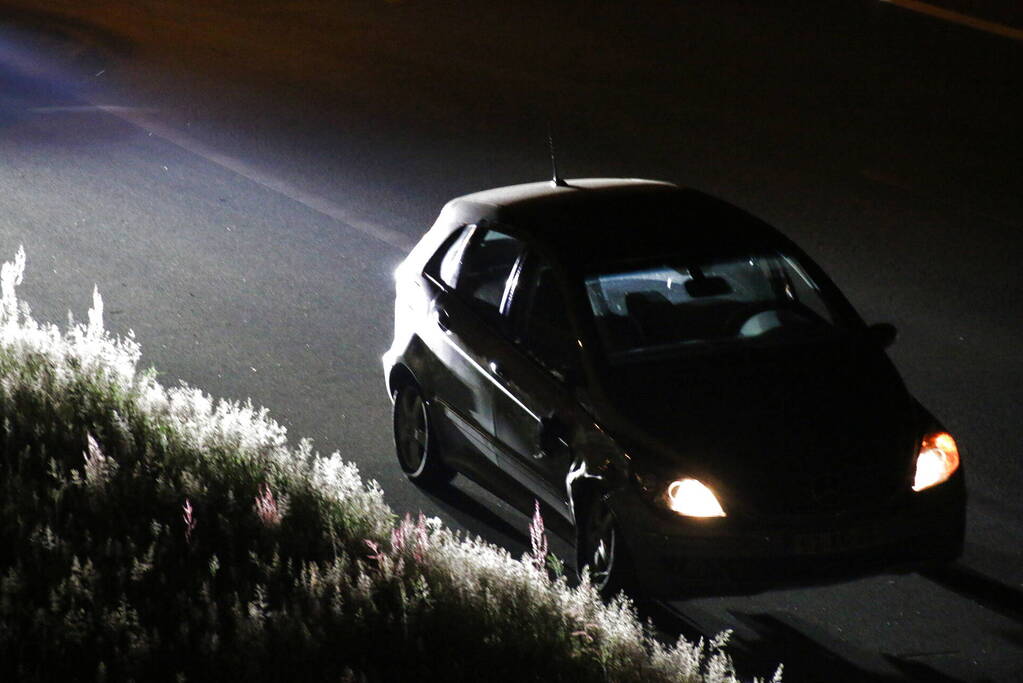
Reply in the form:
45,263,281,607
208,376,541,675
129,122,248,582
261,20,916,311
599,338,918,514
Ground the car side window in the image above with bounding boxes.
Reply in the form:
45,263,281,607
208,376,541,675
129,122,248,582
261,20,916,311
513,256,580,380
424,226,471,289
455,229,525,327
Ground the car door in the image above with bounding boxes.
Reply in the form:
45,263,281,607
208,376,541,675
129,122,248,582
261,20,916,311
424,226,525,481
491,250,581,523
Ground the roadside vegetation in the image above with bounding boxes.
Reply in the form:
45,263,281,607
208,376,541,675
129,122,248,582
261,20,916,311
0,247,778,682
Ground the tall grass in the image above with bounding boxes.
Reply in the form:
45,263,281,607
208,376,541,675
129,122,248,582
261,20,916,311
0,247,779,682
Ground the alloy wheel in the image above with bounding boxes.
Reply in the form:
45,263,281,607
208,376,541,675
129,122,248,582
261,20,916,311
396,387,429,476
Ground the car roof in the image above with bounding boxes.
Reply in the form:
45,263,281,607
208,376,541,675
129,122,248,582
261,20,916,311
443,178,676,225
440,178,783,268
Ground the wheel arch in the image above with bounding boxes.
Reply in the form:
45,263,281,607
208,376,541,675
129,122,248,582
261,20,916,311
387,363,420,401
568,454,609,538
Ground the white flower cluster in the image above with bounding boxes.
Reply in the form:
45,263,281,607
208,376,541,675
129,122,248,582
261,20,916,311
1,246,141,393
0,246,393,533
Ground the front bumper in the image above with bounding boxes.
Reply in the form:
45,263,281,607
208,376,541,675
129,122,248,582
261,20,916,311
611,472,966,598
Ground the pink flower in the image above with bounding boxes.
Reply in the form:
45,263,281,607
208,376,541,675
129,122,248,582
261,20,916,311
388,513,429,563
365,539,383,563
183,499,197,544
529,500,548,574
254,483,282,527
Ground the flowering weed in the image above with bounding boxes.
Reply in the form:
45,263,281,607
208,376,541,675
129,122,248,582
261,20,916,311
254,483,285,527
0,248,777,682
529,499,550,576
182,498,197,544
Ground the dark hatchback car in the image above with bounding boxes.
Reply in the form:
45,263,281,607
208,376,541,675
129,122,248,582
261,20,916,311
382,178,965,598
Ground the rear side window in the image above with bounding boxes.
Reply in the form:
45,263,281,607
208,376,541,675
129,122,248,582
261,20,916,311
456,229,525,326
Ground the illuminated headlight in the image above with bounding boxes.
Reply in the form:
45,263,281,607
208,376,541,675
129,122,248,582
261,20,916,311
913,432,960,492
666,479,726,517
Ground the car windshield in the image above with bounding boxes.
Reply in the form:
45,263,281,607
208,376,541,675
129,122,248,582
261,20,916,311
584,251,847,363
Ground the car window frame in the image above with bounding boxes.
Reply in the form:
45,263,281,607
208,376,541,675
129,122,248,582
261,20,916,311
432,223,527,335
423,224,473,290
506,249,584,383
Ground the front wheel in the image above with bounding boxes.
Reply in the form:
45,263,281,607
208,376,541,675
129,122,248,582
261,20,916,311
393,384,455,487
577,495,637,600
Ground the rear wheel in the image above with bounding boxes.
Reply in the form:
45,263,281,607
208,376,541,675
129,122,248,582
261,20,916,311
393,384,455,486
577,495,637,600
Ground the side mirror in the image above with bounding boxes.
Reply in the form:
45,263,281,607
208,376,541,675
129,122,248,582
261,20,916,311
868,322,898,349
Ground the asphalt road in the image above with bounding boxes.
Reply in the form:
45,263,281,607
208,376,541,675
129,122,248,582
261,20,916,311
0,1,1021,680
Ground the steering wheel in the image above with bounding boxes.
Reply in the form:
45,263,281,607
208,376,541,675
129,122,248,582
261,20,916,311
726,300,823,337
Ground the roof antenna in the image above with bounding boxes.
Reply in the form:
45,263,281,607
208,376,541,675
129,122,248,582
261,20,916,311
547,123,568,187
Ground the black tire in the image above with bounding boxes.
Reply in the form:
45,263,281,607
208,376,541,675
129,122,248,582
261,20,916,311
576,494,638,600
392,384,456,487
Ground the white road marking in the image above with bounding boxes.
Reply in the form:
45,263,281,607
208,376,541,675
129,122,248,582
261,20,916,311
880,0,1023,41
29,105,157,113
93,106,416,252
